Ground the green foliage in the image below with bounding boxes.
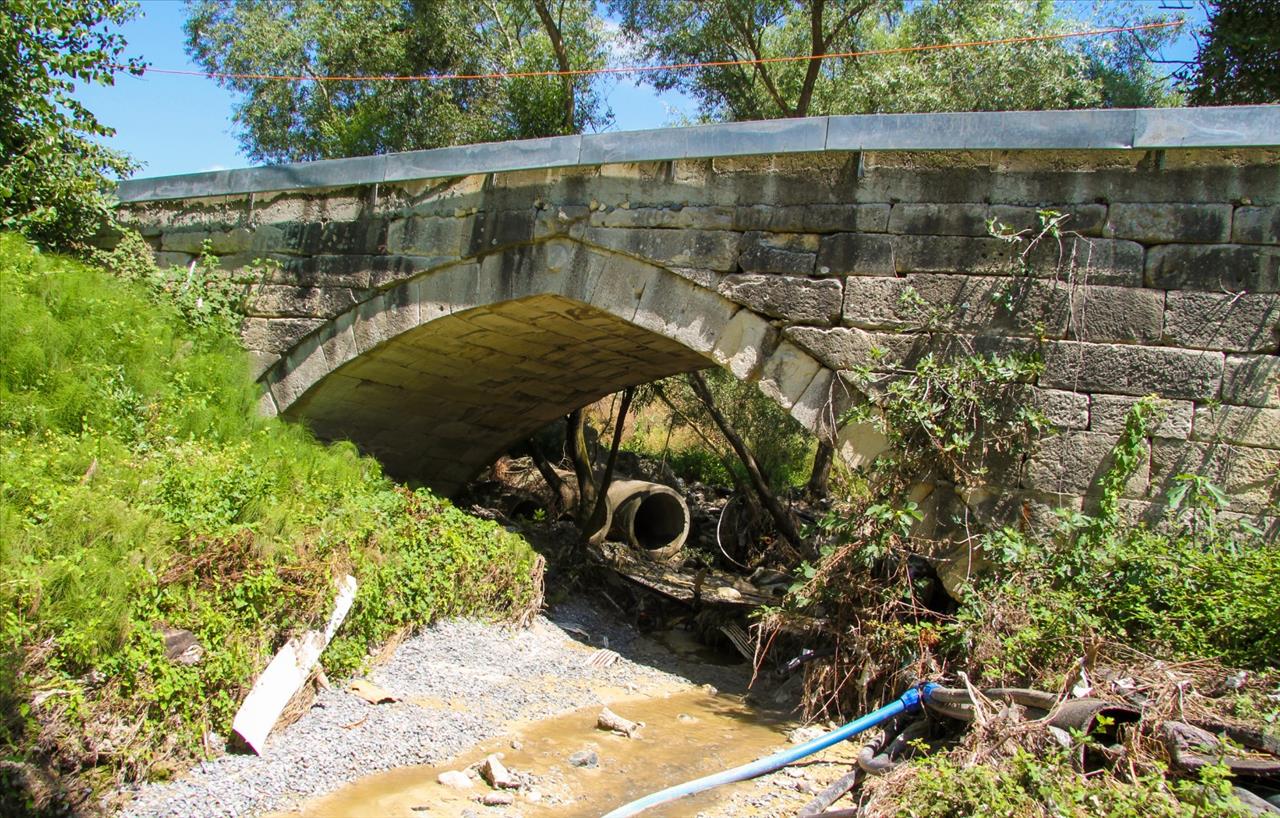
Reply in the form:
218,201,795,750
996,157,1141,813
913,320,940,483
957,400,1279,680
0,0,144,248
1178,0,1280,105
848,347,1049,488
0,234,540,783
896,747,1250,818
609,0,1177,122
632,369,815,491
184,0,611,163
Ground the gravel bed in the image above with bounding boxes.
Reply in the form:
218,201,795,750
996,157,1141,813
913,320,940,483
118,597,749,818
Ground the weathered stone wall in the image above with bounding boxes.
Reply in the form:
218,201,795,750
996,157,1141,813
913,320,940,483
116,146,1280,531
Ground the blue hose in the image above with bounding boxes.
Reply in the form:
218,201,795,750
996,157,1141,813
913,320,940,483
601,683,938,818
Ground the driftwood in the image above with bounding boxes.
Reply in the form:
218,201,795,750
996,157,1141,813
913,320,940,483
597,706,644,738
231,575,357,754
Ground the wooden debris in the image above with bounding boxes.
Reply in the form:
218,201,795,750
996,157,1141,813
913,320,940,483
597,706,643,738
231,575,357,755
583,648,620,669
348,679,399,705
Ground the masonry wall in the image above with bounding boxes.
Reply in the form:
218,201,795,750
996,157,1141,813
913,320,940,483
115,146,1280,531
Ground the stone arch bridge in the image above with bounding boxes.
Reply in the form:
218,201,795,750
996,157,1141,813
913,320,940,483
116,106,1280,530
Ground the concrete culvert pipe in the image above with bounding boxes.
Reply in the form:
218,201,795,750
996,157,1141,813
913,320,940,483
607,480,690,561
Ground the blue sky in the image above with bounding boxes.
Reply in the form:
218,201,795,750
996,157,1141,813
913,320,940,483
72,1,697,178
72,1,1201,180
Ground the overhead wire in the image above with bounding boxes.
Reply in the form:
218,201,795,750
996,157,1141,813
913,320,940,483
118,19,1183,84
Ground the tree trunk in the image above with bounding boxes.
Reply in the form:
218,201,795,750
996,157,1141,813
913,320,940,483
686,371,803,552
566,408,595,523
532,0,576,132
807,441,834,499
583,387,635,544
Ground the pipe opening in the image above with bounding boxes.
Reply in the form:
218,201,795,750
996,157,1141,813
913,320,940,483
630,492,687,552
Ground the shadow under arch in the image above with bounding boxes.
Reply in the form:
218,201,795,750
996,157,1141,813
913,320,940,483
259,238,878,495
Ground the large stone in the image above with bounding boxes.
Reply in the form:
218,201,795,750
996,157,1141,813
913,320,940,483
1022,431,1148,497
1232,206,1280,245
1089,394,1193,439
816,233,894,276
274,220,389,256
1192,404,1280,449
719,275,841,325
1041,341,1223,401
1105,203,1232,243
735,203,890,234
888,203,993,237
247,285,360,319
583,227,739,271
241,317,327,354
386,216,467,257
736,231,817,275
1146,244,1280,293
1162,291,1280,353
785,326,918,372
1149,439,1280,514
1068,286,1164,344
1221,353,1280,408
1015,386,1090,431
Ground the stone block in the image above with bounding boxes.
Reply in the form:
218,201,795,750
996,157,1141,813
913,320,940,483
465,209,539,256
154,251,195,269
1105,203,1232,243
816,233,894,276
1146,243,1280,292
1089,394,1193,439
1192,404,1280,449
386,216,467,256
1022,431,1148,497
1221,353,1280,408
1041,341,1223,401
1233,206,1280,244
1022,237,1145,286
709,307,778,380
160,227,254,255
592,205,735,230
275,220,389,256
240,317,326,354
1149,439,1280,514
1068,285,1164,344
1163,291,1280,353
888,203,992,237
583,227,739,271
756,340,823,411
735,204,890,234
889,234,1014,275
247,285,359,319
736,232,817,275
1015,386,1090,430
785,326,918,372
989,204,1108,237
843,274,1074,338
719,274,841,325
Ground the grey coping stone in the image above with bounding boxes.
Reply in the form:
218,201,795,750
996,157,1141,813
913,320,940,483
826,109,1137,151
1134,105,1280,149
116,106,1280,203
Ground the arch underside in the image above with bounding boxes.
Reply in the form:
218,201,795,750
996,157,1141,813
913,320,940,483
268,238,873,496
287,294,711,493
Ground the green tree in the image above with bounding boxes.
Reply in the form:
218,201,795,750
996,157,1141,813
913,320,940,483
0,0,143,248
1179,0,1279,105
609,0,1176,121
184,0,612,163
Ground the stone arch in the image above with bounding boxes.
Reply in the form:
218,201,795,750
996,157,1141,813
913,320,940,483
259,238,882,495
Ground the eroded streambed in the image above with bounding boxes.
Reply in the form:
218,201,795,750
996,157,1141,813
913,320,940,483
122,597,852,818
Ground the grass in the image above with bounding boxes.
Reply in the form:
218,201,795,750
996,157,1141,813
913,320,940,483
0,233,542,805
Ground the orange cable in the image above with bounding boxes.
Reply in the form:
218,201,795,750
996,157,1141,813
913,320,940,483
124,19,1182,83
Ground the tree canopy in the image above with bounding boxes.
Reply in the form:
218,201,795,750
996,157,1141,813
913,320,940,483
608,0,1177,121
185,0,612,164
1179,0,1279,105
0,0,142,247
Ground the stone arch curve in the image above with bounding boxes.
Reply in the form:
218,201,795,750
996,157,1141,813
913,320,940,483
259,238,879,495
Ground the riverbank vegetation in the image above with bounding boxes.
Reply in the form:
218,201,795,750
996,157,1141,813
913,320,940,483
0,235,542,812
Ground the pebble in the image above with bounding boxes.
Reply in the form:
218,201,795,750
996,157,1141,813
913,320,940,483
567,750,598,769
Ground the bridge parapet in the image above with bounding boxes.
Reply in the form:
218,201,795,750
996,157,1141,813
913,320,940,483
115,108,1280,531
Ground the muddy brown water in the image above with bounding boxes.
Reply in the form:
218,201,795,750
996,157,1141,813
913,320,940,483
273,688,801,818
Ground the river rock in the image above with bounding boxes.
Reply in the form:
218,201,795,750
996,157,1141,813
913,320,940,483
438,770,473,789
568,749,598,769
480,791,515,806
479,754,519,789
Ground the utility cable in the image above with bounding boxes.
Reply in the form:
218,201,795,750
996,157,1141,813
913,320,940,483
119,20,1183,84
